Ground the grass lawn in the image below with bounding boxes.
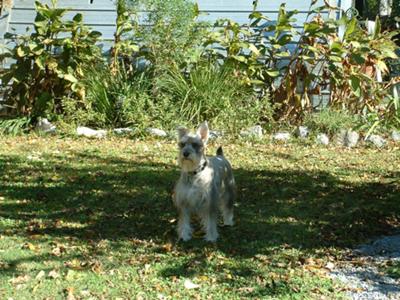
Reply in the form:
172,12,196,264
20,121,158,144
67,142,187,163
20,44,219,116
0,136,399,299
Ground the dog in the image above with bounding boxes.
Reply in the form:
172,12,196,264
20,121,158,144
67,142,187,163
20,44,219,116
173,121,236,242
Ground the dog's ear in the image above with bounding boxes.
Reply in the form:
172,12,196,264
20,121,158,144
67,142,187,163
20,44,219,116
196,121,209,144
177,127,189,140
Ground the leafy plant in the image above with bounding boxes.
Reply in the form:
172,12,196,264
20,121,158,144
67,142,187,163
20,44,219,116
157,61,269,132
386,261,400,279
0,117,31,135
304,108,359,136
203,1,399,125
62,64,141,127
0,0,102,118
109,0,140,73
126,0,207,72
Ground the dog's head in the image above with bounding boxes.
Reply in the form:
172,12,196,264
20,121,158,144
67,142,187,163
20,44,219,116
177,121,209,173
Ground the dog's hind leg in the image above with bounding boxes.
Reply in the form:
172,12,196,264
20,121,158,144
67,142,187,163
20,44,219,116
221,190,234,226
221,177,235,226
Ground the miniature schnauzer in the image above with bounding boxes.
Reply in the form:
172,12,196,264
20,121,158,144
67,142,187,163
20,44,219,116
173,121,236,242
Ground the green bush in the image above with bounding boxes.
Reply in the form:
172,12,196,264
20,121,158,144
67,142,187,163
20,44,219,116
0,117,31,136
157,61,271,132
304,109,359,136
0,0,102,119
62,65,145,128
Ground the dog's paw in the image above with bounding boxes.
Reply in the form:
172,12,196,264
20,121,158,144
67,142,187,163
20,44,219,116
223,219,234,226
179,231,192,241
204,233,218,242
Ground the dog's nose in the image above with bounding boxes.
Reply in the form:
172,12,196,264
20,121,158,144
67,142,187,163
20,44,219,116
183,151,190,158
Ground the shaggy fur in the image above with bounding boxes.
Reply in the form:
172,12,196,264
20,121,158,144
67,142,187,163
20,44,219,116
173,122,236,242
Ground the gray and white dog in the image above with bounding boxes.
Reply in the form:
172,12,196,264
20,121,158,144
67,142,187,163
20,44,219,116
173,121,236,242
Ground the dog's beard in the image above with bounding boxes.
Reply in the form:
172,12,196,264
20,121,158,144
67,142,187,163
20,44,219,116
179,156,201,173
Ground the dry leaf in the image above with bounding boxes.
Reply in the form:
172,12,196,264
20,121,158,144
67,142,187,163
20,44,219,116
48,270,60,279
184,279,200,289
65,258,84,270
35,270,46,280
325,262,335,271
10,274,30,285
65,287,76,300
162,243,173,252
80,290,91,297
22,242,37,251
51,244,66,257
91,260,103,274
197,275,209,282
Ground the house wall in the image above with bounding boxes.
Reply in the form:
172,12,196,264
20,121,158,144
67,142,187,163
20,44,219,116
0,0,343,68
2,0,342,41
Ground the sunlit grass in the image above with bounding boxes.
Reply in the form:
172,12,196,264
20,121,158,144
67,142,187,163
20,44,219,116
0,136,399,299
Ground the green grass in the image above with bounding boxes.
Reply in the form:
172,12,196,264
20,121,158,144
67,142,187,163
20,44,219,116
0,136,399,299
383,261,400,279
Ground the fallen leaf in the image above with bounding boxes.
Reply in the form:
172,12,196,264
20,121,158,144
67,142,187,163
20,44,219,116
325,262,335,270
48,270,60,279
184,278,200,289
90,260,103,274
197,275,209,282
51,244,66,257
65,287,76,300
22,242,37,251
162,243,173,252
35,270,46,280
80,290,91,297
65,259,84,270
238,287,255,293
10,275,30,285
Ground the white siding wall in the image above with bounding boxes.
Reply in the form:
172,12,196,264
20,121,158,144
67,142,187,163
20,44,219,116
2,0,343,40
0,0,344,65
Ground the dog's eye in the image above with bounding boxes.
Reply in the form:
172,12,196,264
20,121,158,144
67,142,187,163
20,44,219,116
179,142,185,148
191,143,200,149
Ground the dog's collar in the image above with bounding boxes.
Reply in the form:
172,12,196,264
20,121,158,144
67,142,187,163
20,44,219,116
189,160,208,176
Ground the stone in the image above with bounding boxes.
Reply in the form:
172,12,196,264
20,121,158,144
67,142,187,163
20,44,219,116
296,126,309,138
146,128,167,137
316,133,329,145
76,126,107,138
240,125,263,138
35,118,56,134
209,130,223,139
344,130,359,148
272,132,291,141
365,134,386,148
391,130,400,142
336,129,347,146
113,128,134,135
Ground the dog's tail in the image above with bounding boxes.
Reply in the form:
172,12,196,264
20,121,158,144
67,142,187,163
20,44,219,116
216,146,224,156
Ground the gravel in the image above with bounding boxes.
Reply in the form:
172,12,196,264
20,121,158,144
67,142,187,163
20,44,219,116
330,235,400,300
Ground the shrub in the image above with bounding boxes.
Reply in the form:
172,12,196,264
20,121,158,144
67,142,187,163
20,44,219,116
0,117,31,136
157,61,270,132
62,65,143,128
304,109,359,136
0,0,102,119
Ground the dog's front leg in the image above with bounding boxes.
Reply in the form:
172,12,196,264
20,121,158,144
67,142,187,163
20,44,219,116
202,209,219,242
177,207,192,241
201,194,219,242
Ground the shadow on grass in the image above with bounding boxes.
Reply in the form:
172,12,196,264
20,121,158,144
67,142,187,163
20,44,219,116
0,151,399,279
